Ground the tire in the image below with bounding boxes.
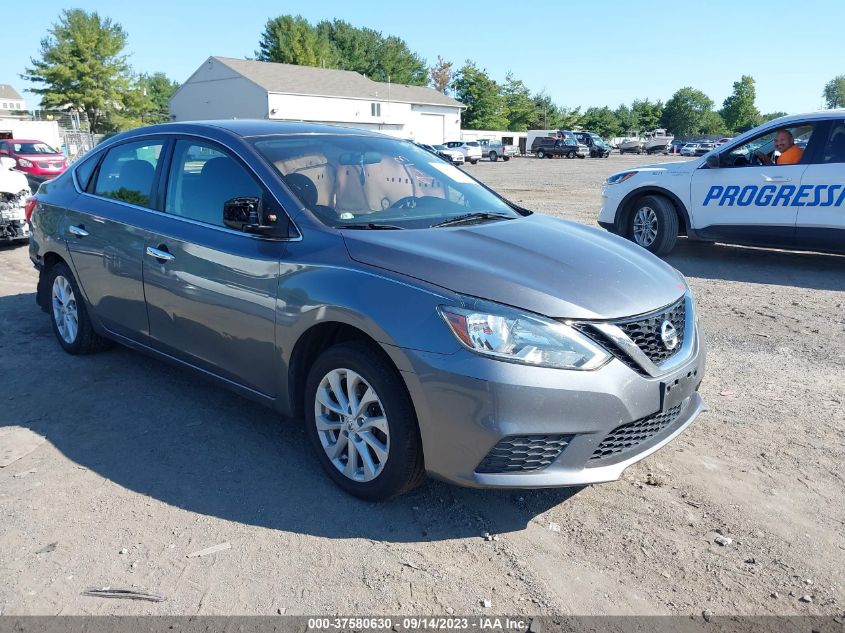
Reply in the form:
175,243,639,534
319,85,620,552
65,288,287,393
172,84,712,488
628,194,679,255
304,341,425,501
578,154,586,159
567,150,576,159
46,262,110,355
503,156,510,161
537,149,545,159
489,151,498,162
470,159,478,165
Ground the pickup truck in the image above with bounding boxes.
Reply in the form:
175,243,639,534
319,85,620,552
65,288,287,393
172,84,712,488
477,139,518,162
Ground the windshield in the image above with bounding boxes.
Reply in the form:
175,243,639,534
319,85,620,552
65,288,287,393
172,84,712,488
253,134,520,229
12,142,58,155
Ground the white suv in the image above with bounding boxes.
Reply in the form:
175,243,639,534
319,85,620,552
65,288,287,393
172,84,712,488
598,110,845,255
444,141,482,165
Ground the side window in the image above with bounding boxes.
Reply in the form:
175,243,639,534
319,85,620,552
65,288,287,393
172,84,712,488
0,141,7,153
723,124,814,167
75,153,99,191
93,141,163,208
165,140,262,226
822,122,845,164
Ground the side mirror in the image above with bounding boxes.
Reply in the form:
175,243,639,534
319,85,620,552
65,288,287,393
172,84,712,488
706,153,720,169
0,156,15,170
223,196,288,237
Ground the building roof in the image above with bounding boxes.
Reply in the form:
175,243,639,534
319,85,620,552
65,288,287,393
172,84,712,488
211,57,462,109
0,85,24,101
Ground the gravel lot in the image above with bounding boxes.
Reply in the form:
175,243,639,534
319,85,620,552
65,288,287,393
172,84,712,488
0,153,843,617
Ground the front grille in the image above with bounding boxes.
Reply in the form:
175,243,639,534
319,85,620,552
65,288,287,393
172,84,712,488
616,298,686,364
589,402,685,463
475,434,572,474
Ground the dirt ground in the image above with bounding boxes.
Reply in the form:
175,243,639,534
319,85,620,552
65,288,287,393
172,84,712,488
0,154,843,617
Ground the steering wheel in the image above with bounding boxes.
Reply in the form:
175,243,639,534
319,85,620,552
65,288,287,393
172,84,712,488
389,196,438,210
750,151,765,166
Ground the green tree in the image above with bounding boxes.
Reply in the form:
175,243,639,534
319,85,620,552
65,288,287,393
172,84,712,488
451,61,507,130
822,75,845,109
631,98,663,132
580,106,621,139
761,111,789,122
429,56,453,93
614,104,635,133
502,73,534,130
661,87,724,137
256,15,335,67
22,9,133,133
376,35,428,85
137,72,180,124
720,75,761,133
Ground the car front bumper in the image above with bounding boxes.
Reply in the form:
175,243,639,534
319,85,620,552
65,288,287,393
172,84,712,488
398,319,705,489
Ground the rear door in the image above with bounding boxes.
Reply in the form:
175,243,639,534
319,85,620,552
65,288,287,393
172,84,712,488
141,138,284,396
795,119,845,253
64,138,166,341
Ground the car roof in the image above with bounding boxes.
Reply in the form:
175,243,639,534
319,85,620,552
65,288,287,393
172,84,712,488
7,139,53,144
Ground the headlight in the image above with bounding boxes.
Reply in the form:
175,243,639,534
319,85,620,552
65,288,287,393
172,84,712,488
438,305,611,370
17,158,33,168
606,171,637,185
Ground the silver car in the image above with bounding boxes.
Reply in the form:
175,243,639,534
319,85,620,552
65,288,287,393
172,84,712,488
28,121,706,500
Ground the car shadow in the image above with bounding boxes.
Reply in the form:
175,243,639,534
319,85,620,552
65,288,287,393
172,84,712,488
665,239,845,291
0,291,580,543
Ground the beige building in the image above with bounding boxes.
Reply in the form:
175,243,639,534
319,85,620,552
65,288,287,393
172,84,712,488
0,85,26,115
170,57,464,144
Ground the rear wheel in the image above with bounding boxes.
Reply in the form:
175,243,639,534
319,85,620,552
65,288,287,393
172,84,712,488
628,194,679,255
304,341,425,500
47,262,110,354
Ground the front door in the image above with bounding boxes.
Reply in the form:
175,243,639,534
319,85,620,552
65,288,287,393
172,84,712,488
142,139,281,396
689,121,820,249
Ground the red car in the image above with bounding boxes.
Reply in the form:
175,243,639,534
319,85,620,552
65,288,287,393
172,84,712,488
0,138,68,181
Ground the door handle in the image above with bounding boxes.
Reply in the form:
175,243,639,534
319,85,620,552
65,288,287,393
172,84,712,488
763,175,791,183
146,246,175,262
68,225,89,237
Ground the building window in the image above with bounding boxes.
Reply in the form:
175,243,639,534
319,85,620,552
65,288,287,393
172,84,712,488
371,103,381,117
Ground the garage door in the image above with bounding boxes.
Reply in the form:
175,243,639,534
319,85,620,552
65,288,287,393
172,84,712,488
416,114,444,144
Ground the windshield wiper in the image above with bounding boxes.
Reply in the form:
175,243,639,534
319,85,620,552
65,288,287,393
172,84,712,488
339,223,404,230
430,212,515,228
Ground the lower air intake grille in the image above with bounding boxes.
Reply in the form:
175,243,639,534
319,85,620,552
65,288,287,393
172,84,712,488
590,402,685,463
475,435,572,474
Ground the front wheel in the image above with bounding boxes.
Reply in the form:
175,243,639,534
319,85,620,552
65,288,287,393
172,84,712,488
304,342,425,500
628,194,679,255
567,150,576,159
489,151,498,162
47,262,111,354
470,159,478,165
537,149,546,159
502,156,510,161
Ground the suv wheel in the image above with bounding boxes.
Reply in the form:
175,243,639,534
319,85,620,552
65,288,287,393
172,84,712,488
629,194,679,255
304,341,425,500
489,151,498,162
536,149,546,159
47,262,110,354
567,150,576,159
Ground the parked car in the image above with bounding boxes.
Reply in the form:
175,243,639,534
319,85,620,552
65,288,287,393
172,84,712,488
444,140,482,164
715,137,733,146
29,121,706,500
414,142,464,166
531,137,586,159
0,139,68,184
680,143,699,156
574,132,612,158
476,138,518,162
599,110,845,255
694,142,716,156
0,156,31,243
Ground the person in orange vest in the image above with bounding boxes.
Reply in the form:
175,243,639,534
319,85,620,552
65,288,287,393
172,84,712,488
755,129,804,165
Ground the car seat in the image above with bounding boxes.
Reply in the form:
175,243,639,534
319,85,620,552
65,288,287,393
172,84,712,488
827,133,845,163
284,172,338,222
116,159,155,203
186,157,260,225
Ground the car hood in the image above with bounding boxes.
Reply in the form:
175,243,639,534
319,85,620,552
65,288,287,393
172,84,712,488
14,153,64,161
0,167,29,194
343,214,687,320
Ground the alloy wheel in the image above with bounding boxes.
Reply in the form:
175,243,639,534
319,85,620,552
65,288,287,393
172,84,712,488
313,368,390,482
633,206,659,247
51,275,79,344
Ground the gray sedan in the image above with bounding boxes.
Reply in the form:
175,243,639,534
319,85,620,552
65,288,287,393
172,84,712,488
28,121,706,500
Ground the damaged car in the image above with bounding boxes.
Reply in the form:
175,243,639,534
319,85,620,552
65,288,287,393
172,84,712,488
0,156,31,244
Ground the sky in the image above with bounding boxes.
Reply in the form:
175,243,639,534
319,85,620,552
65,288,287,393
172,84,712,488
2,0,842,117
